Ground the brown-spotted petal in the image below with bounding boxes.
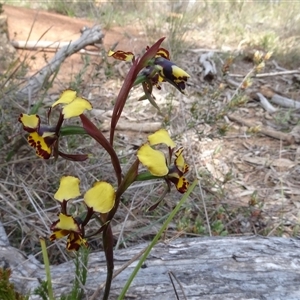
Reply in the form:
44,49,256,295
108,50,134,62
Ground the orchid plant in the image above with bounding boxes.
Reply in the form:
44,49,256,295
18,37,190,300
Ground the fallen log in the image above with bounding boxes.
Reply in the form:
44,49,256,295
11,40,101,55
2,234,300,299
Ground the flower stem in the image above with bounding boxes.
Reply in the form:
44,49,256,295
40,237,54,300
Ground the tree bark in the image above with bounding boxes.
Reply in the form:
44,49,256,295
2,235,300,299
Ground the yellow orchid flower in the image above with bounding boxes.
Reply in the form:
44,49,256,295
137,129,189,193
18,114,57,159
52,89,92,119
50,176,116,251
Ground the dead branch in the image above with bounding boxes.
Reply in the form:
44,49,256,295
225,77,242,88
228,113,295,144
259,86,300,109
255,92,277,114
198,52,217,82
14,25,104,102
188,48,231,53
11,40,98,49
10,40,101,55
228,69,300,78
101,120,161,132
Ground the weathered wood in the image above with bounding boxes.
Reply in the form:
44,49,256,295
255,92,277,114
259,85,300,109
2,235,300,299
11,40,101,56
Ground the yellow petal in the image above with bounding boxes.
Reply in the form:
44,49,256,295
55,213,80,232
137,144,169,176
52,89,77,107
18,114,40,130
54,176,81,202
148,129,176,148
27,132,52,159
84,181,115,213
62,97,92,119
171,65,190,80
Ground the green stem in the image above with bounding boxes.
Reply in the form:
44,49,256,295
60,125,87,136
135,171,163,181
40,237,54,300
133,74,147,86
118,179,198,300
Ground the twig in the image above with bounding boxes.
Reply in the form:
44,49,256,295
15,25,104,102
188,48,231,53
168,271,187,300
255,92,277,113
11,40,101,56
227,114,295,144
225,77,240,88
228,70,300,78
101,120,162,132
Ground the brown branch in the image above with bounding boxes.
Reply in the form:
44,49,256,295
228,114,295,144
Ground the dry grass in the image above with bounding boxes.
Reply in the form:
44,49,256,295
1,0,300,272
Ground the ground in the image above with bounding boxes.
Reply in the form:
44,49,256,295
1,3,300,266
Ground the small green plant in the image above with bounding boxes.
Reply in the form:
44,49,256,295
0,267,29,300
211,219,228,236
60,247,89,300
46,1,76,17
